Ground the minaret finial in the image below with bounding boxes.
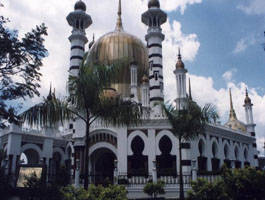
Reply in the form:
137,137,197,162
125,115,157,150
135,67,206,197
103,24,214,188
189,78,192,100
229,88,237,120
178,47,181,60
115,0,123,31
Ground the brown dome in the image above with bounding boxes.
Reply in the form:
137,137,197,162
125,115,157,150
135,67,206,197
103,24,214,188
176,50,185,69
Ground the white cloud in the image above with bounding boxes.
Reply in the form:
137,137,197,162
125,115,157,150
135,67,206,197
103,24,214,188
161,0,202,14
222,68,237,82
234,39,247,54
233,36,257,54
238,0,265,15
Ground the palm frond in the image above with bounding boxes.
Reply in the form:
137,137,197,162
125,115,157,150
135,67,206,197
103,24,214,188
21,97,73,128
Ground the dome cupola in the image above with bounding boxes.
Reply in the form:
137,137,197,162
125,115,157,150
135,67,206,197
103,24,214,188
74,0,86,11
148,0,160,8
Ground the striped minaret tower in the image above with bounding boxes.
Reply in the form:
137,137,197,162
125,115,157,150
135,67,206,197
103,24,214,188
142,0,167,118
67,0,92,76
243,89,258,167
174,49,188,110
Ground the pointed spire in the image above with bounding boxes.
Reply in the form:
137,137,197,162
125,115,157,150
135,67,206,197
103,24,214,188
244,88,252,105
229,88,237,120
47,83,53,101
178,47,181,60
176,47,185,69
115,0,123,31
188,78,192,100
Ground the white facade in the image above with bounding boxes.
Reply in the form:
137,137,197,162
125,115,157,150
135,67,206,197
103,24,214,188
0,0,259,198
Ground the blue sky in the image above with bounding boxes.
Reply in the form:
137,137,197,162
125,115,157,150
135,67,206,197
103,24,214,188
169,0,265,92
1,0,265,153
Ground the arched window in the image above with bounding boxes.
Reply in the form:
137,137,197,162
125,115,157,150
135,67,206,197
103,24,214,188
153,17,157,26
244,149,248,161
157,135,176,176
212,142,218,158
80,20,84,29
128,136,148,176
76,19,79,29
198,139,205,156
224,144,229,159
234,146,239,160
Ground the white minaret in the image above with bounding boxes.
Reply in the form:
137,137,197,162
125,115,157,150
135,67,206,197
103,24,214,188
174,49,187,110
243,89,258,167
142,0,167,118
67,0,92,76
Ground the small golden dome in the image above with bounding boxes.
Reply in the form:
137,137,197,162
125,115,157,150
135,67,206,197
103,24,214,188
142,74,149,83
176,49,185,69
244,89,252,105
100,88,120,100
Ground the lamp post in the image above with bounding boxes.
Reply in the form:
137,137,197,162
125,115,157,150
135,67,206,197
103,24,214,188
191,159,197,181
152,160,157,183
114,159,118,184
75,159,80,187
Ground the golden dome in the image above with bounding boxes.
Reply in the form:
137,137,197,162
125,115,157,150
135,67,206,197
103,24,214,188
100,88,120,100
84,0,148,98
142,74,149,83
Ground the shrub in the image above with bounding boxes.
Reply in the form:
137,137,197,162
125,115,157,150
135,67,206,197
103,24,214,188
143,181,165,199
187,178,228,200
188,167,265,200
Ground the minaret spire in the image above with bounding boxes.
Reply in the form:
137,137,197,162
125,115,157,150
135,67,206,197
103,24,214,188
115,0,123,31
189,78,192,100
229,88,237,120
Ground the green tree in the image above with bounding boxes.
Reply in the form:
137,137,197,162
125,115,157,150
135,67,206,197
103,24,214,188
187,178,229,200
162,101,219,200
221,166,265,200
143,181,165,199
0,15,48,128
98,185,127,200
188,167,265,200
22,61,142,189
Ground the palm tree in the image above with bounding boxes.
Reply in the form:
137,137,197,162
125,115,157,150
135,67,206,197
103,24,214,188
162,100,219,200
22,61,142,189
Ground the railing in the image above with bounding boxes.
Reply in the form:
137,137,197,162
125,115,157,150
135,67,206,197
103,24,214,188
118,173,152,186
197,174,221,183
117,172,192,188
158,174,192,187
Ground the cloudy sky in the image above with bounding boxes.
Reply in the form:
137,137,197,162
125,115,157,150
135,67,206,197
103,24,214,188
1,0,265,154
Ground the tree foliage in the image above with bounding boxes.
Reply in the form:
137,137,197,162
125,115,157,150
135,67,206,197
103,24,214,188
61,184,128,200
22,62,142,189
188,167,265,200
0,15,48,128
162,100,219,200
143,181,165,199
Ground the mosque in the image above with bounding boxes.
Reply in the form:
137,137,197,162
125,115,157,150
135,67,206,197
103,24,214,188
0,0,259,198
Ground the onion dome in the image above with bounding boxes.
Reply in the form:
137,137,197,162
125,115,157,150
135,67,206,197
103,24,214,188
100,88,120,100
142,74,149,83
74,0,86,11
148,0,160,8
176,48,185,69
85,0,148,98
244,89,252,105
